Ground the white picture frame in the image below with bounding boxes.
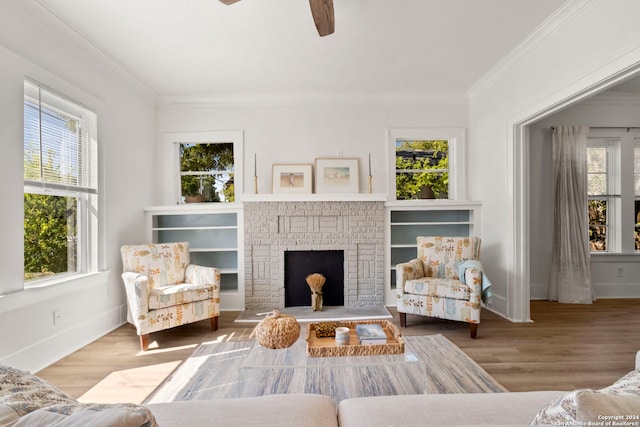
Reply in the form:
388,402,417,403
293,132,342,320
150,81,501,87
315,157,360,193
272,164,313,194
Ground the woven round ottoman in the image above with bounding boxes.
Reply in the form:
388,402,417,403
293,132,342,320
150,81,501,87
254,310,301,349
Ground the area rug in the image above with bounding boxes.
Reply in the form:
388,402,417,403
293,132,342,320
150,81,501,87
145,334,506,405
234,305,393,323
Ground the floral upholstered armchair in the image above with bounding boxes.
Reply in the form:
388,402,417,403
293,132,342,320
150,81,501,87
120,242,220,351
396,236,485,338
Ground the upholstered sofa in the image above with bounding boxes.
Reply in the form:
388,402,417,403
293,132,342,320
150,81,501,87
3,358,639,426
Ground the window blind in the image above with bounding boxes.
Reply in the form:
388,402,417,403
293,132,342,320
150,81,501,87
23,80,98,195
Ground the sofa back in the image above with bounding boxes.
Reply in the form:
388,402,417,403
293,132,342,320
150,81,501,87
121,242,190,288
417,236,480,278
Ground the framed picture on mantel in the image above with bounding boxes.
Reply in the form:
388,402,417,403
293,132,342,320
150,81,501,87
272,164,313,194
315,157,359,193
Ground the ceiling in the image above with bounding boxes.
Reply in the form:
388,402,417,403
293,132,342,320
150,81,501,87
35,0,570,99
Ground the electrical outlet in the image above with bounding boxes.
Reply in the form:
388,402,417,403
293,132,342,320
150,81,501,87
53,309,62,326
617,267,624,277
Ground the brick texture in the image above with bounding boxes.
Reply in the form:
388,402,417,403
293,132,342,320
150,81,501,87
244,201,385,308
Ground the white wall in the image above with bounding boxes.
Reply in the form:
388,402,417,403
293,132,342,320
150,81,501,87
156,102,468,203
468,0,640,320
529,93,640,299
0,3,156,372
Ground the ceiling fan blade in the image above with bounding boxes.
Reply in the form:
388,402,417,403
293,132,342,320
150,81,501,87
219,0,241,5
309,0,335,37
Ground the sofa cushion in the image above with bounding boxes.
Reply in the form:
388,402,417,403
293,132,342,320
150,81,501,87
530,369,640,426
146,394,338,427
337,391,565,427
0,364,157,427
576,391,640,422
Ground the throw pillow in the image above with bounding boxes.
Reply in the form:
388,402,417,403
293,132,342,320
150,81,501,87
576,391,640,422
529,369,640,426
0,364,76,425
0,364,157,427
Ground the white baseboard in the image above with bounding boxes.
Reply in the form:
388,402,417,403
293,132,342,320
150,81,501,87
530,282,640,300
0,306,125,373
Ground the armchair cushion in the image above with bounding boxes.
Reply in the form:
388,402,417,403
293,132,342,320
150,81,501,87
148,283,217,310
403,277,471,300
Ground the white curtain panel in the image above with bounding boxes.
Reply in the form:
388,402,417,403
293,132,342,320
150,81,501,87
549,125,594,304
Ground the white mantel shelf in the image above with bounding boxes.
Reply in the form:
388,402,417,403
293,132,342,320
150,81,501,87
239,193,388,202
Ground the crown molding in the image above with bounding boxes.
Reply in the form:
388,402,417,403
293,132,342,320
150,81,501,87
582,91,640,106
468,0,597,99
1,0,157,105
157,92,469,108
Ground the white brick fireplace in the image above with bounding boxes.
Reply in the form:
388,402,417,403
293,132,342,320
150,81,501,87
243,200,385,309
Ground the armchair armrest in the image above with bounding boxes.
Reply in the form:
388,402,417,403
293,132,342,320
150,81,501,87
463,267,483,304
185,264,221,291
396,258,425,296
121,272,151,323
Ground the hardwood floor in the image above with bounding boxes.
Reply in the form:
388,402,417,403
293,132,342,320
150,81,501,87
36,299,640,404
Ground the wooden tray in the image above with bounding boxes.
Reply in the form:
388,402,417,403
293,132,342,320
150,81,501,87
306,319,404,357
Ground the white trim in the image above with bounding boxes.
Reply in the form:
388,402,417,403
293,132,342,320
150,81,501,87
510,66,640,322
469,0,597,97
158,92,469,108
387,127,466,201
161,130,244,205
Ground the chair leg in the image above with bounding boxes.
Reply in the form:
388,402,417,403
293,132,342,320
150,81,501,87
210,315,218,331
399,312,407,328
470,323,478,339
139,334,150,351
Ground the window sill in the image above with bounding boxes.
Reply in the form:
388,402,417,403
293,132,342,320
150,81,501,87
590,253,640,262
0,271,109,313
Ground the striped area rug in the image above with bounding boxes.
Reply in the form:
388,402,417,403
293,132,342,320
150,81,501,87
145,334,506,405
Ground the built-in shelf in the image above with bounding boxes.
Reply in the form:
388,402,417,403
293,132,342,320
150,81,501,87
144,204,244,310
385,200,481,302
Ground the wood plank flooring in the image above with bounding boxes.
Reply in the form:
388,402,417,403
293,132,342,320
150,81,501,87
36,299,640,404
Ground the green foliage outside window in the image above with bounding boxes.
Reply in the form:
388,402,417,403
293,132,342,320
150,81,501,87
588,200,607,251
24,152,77,281
180,143,234,202
395,140,449,200
24,194,76,280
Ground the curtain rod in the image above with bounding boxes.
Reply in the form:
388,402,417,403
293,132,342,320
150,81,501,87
551,126,640,131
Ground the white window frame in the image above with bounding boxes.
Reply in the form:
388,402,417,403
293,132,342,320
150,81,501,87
388,128,466,201
23,80,99,285
588,129,639,254
161,131,244,205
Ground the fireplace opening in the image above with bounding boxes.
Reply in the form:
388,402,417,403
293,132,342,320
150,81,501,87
284,250,344,307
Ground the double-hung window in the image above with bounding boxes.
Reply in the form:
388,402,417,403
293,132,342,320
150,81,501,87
388,128,465,200
23,80,99,283
587,130,639,253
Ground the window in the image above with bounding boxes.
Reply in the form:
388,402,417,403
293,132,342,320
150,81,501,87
388,128,465,200
23,80,98,283
180,142,235,202
587,131,639,253
162,131,243,205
